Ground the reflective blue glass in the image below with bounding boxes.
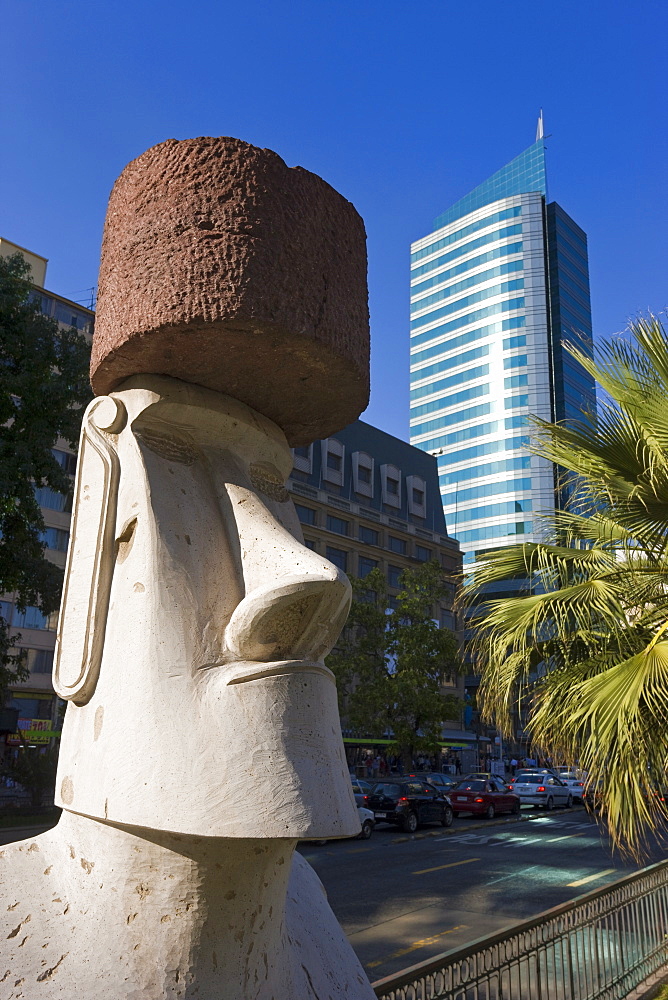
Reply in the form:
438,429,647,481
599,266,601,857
505,415,529,429
411,261,523,315
410,279,524,332
409,364,489,402
411,402,491,437
503,335,526,350
410,345,489,384
411,243,522,296
503,354,527,370
418,421,497,452
453,499,532,524
505,394,529,409
433,140,546,230
433,436,528,467
504,374,528,389
411,228,522,282
441,477,532,506
439,456,531,487
411,206,522,263
409,383,489,419
411,317,524,366
455,521,532,545
411,298,525,348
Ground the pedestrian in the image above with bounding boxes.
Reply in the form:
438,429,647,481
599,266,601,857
454,756,462,774
510,757,518,775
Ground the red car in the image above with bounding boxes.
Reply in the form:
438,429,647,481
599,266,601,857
449,778,520,819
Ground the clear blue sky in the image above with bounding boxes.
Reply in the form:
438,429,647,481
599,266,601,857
2,0,665,440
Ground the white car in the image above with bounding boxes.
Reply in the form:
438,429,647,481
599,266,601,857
553,770,586,802
511,772,573,810
357,806,375,839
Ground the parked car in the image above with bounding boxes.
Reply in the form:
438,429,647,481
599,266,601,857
510,772,573,809
351,778,373,806
449,778,520,819
367,779,454,833
552,771,585,802
408,771,459,793
357,806,375,839
462,772,514,790
306,805,375,844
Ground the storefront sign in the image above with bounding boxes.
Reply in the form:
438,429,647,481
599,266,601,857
6,719,61,745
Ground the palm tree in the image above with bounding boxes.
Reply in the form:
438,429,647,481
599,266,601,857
464,316,668,854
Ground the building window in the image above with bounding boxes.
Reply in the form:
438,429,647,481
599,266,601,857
415,545,432,562
292,444,313,475
387,565,403,588
359,525,379,546
358,556,378,579
13,606,50,630
303,538,317,551
321,438,344,487
381,464,402,508
40,527,70,552
34,486,71,512
30,649,54,674
294,504,317,526
51,449,77,475
406,474,427,518
352,451,374,498
0,601,13,622
327,514,349,536
440,610,457,630
388,536,406,555
326,546,348,572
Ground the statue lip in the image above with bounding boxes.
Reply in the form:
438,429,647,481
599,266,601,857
224,660,335,685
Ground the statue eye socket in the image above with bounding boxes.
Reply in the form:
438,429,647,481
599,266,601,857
249,463,289,503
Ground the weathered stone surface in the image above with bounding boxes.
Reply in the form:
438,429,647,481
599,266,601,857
92,136,370,445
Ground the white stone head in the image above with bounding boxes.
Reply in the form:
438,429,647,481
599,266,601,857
54,376,360,839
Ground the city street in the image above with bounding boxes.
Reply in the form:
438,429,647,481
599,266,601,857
3,808,665,985
299,809,666,982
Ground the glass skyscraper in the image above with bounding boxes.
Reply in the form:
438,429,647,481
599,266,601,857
409,136,595,568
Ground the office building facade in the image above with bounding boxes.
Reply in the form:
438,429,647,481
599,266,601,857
409,134,595,568
0,239,94,751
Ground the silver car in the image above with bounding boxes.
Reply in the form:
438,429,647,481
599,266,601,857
511,772,573,810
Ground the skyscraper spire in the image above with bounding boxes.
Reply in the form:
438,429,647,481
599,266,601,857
536,109,544,141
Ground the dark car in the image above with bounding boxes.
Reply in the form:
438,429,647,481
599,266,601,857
449,778,520,819
367,779,453,833
408,771,459,794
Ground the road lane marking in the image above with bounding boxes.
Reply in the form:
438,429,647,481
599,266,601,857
413,857,480,875
487,865,541,885
546,833,587,843
567,869,616,887
366,924,468,969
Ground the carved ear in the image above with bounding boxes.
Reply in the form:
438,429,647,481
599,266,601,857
53,397,126,705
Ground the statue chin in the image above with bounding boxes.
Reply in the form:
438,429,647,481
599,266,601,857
56,664,360,841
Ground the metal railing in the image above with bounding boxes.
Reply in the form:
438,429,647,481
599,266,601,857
373,860,668,1000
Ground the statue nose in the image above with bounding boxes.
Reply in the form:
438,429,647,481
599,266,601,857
224,572,351,663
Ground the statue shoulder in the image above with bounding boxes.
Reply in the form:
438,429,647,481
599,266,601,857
286,852,375,999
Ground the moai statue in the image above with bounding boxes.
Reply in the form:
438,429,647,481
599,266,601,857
0,138,376,999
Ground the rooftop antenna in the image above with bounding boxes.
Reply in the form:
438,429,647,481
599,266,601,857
536,109,545,141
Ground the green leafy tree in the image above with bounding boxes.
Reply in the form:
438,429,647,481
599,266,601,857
1,742,59,810
328,561,461,766
464,316,668,854
0,253,91,701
